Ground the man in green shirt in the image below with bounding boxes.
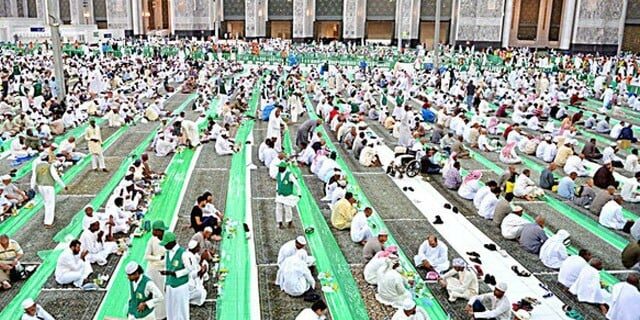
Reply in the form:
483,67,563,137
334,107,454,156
126,261,163,320
275,162,300,229
159,232,191,320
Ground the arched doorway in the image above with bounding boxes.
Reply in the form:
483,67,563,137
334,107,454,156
509,0,565,47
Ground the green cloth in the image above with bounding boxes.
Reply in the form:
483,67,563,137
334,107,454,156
165,247,188,287
276,171,294,196
128,275,154,318
34,82,42,97
35,163,55,186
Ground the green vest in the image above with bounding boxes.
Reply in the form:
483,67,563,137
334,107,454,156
34,82,42,97
165,247,189,287
276,171,294,196
35,163,55,186
128,275,154,318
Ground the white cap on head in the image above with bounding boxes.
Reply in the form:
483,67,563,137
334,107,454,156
513,206,524,212
86,217,99,226
610,142,617,147
125,261,139,275
296,236,307,245
22,298,35,309
204,226,213,233
0,174,11,180
496,282,508,292
188,240,199,249
402,299,416,310
378,230,388,236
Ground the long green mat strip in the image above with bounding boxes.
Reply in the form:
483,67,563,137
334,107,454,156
94,99,217,318
215,77,264,320
282,129,370,319
0,94,199,320
0,121,126,237
302,94,449,320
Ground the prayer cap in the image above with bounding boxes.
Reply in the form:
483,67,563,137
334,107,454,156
513,206,524,212
377,230,388,236
125,261,139,275
22,298,35,309
452,258,466,267
402,299,416,310
514,310,531,320
0,175,11,181
296,236,307,245
204,226,213,233
495,282,508,292
188,240,198,249
278,162,288,168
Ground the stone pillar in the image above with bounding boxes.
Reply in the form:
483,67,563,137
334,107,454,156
245,0,267,38
342,0,365,39
293,0,314,38
501,0,513,47
558,0,576,49
8,0,19,17
106,0,132,30
36,0,46,19
170,0,213,32
454,0,505,46
394,0,420,41
571,0,626,52
70,0,94,24
45,0,60,24
131,0,143,34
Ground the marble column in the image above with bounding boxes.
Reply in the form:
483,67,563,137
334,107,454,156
500,0,513,47
106,0,132,29
70,0,94,24
342,0,365,39
293,0,314,38
245,0,267,37
558,0,576,49
395,0,420,40
131,0,142,34
571,0,625,48
44,0,60,23
8,0,19,17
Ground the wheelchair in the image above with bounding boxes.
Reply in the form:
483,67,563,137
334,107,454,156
386,146,421,178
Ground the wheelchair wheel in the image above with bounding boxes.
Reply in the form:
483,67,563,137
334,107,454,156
406,161,420,178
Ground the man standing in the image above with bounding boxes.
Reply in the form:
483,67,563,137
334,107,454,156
267,105,285,152
275,162,300,229
30,153,66,227
86,119,107,172
126,261,163,320
144,221,167,319
296,119,322,149
160,232,191,320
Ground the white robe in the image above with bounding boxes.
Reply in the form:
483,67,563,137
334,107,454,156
295,308,326,320
350,212,372,243
606,282,640,320
473,186,491,209
413,241,450,272
539,230,569,269
181,120,200,147
54,248,93,287
276,240,314,267
478,193,498,219
599,201,626,230
144,236,166,319
569,265,611,304
21,305,55,320
267,110,285,151
165,246,192,320
79,229,117,265
391,306,429,320
558,255,588,288
276,253,315,297
375,268,412,308
564,156,588,176
363,255,389,284
458,180,481,200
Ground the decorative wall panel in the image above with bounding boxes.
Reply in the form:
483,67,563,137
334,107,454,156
316,0,341,19
342,0,364,38
395,0,420,39
573,0,625,45
105,0,130,29
455,0,504,42
293,0,314,37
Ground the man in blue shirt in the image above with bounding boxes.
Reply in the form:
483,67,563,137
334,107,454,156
557,172,578,200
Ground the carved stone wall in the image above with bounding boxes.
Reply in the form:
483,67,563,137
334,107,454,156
105,0,130,29
420,0,452,19
316,0,341,19
93,0,107,24
572,0,625,45
627,0,640,20
268,0,292,18
455,0,504,43
171,0,212,30
293,0,314,37
366,0,393,19
342,0,365,38
69,0,95,24
395,0,420,39
224,0,244,19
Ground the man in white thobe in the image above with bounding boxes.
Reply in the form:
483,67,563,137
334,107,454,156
21,298,55,320
185,240,207,306
350,207,373,244
277,236,315,268
564,154,589,177
160,232,191,320
539,229,570,269
501,207,528,240
31,154,66,227
144,220,167,319
569,258,611,307
558,249,592,288
125,261,164,320
276,250,316,297
599,197,631,231
606,274,640,320
391,299,429,320
438,258,479,302
295,300,328,320
86,120,107,171
465,282,511,320
376,259,412,308
267,106,286,152
80,218,118,266
181,119,200,147
55,239,92,288
413,235,450,273
364,246,398,285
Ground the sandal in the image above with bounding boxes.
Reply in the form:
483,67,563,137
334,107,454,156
565,309,584,320
511,265,531,277
466,251,480,258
